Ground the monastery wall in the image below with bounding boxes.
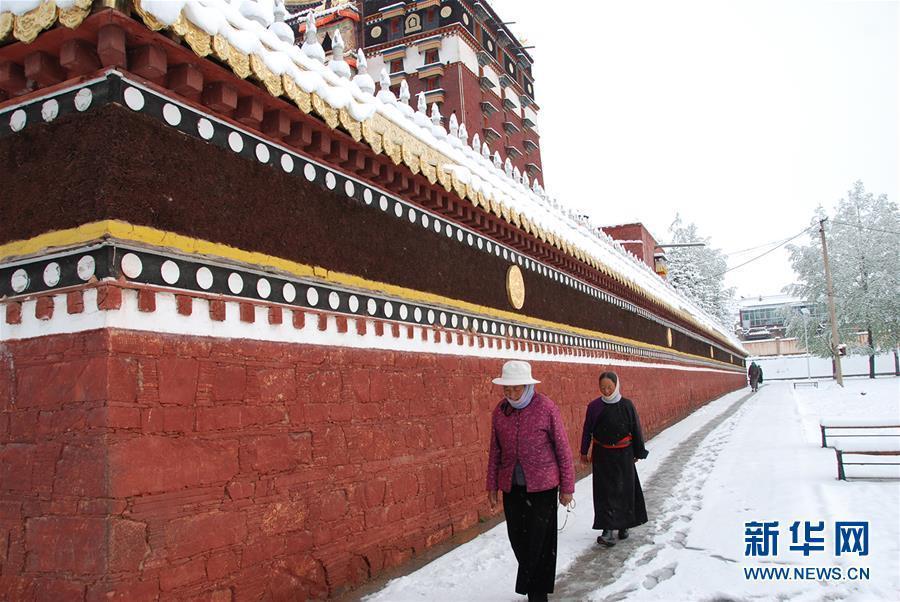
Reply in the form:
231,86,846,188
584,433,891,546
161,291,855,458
0,4,745,598
1,321,741,600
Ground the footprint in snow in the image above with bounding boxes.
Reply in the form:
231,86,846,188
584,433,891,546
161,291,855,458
643,563,677,589
635,544,664,566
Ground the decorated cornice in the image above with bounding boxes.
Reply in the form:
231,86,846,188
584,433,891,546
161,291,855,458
0,227,743,373
0,0,91,44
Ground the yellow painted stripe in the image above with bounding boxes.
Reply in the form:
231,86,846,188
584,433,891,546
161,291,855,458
0,221,742,370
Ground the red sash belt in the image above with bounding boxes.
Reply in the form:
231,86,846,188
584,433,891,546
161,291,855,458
594,434,633,449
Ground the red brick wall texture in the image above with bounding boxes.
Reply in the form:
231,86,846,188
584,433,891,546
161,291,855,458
0,330,743,600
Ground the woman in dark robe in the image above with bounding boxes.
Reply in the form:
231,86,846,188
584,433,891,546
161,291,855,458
579,371,648,546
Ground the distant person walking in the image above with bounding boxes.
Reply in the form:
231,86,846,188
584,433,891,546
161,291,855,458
580,371,648,547
486,360,575,602
748,361,761,392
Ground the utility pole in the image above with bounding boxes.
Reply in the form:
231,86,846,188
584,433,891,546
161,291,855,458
819,218,843,386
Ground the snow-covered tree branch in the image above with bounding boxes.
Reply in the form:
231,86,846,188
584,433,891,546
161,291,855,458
785,181,900,378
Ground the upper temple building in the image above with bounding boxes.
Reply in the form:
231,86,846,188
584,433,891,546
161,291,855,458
362,0,542,180
289,0,543,181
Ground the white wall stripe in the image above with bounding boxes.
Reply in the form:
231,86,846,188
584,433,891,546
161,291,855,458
0,290,739,374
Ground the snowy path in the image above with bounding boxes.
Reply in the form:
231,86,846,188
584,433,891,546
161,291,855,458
364,378,899,601
553,390,753,600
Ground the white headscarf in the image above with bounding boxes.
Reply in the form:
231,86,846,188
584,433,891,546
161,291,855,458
601,378,622,404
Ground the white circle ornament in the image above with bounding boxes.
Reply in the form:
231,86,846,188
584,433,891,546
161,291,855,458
384,302,393,318
228,132,244,152
198,118,214,140
304,163,316,181
371,25,382,38
124,87,145,111
196,266,214,290
41,99,59,122
11,269,29,293
283,283,297,303
344,180,355,197
306,287,319,306
329,291,340,310
257,278,271,299
256,143,270,163
440,6,452,18
281,154,294,172
349,295,360,313
161,260,180,284
74,88,93,112
367,299,377,315
325,172,336,189
163,103,182,126
120,253,143,279
77,256,96,281
363,188,373,205
43,262,61,287
10,110,26,132
228,272,244,294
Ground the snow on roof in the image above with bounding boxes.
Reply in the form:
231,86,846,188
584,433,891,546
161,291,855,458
286,0,357,25
738,294,804,309
117,0,744,352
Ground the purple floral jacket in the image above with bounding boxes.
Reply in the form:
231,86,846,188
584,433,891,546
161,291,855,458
485,392,576,494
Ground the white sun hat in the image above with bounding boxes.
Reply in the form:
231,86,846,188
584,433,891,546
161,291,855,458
492,360,541,386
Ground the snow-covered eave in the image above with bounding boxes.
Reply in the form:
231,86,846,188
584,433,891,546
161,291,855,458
134,1,745,355
0,0,744,355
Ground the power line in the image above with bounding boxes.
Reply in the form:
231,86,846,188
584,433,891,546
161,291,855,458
830,220,900,236
694,226,814,283
720,226,813,275
724,231,811,256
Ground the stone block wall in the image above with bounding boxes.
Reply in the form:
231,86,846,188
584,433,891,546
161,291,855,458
0,329,743,599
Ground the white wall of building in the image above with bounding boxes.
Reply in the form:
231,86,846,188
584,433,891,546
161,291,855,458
751,352,898,380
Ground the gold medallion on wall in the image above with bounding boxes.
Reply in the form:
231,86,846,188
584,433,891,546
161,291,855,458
506,265,525,310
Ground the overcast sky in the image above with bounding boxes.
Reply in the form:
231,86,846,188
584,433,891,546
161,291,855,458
489,0,898,300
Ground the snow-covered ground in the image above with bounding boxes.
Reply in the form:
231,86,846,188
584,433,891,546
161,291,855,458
364,377,900,601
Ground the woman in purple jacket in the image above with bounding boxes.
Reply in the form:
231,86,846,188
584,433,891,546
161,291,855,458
486,361,575,602
580,371,648,547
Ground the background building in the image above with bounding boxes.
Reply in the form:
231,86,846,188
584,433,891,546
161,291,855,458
287,1,362,65
601,222,669,278
358,0,542,180
737,294,819,340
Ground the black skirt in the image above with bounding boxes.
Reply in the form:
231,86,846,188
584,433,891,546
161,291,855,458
591,446,648,530
503,485,558,595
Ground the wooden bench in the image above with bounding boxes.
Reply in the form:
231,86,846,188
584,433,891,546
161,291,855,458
819,419,900,448
831,438,900,480
793,381,819,389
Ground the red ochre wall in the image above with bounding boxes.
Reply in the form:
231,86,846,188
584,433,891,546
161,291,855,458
0,329,743,600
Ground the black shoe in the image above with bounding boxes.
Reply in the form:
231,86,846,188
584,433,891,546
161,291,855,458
618,529,629,540
527,593,548,602
597,530,616,547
